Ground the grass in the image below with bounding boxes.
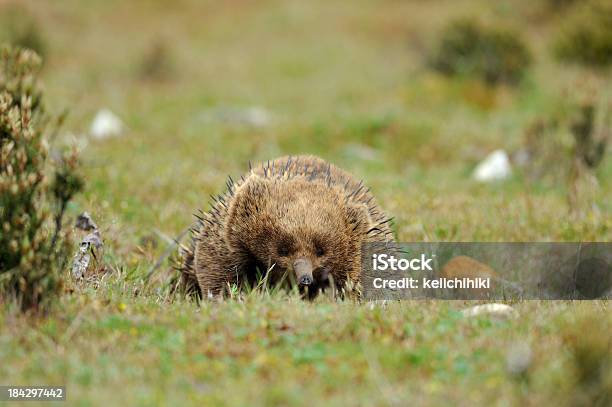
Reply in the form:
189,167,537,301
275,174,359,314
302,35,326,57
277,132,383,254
1,0,611,405
2,285,610,406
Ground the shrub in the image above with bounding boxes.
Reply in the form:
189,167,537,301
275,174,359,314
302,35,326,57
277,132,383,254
0,46,83,312
138,39,174,81
545,0,577,8
429,18,532,85
562,313,612,406
554,0,612,67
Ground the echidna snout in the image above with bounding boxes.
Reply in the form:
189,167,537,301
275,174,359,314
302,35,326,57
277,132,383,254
293,258,313,286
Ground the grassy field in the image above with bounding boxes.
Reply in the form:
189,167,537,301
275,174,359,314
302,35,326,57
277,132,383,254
1,0,611,405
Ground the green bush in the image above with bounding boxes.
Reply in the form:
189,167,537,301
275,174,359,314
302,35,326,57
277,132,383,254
0,46,83,312
138,39,174,81
554,0,612,68
545,0,577,8
562,313,612,406
429,18,532,85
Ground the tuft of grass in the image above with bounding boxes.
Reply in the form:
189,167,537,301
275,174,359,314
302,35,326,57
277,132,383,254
137,38,175,82
561,312,612,407
554,0,612,68
428,18,531,86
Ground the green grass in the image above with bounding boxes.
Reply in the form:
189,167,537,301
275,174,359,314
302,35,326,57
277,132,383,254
2,284,610,406
1,0,611,405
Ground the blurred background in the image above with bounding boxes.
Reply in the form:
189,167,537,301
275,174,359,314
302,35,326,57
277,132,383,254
1,0,610,260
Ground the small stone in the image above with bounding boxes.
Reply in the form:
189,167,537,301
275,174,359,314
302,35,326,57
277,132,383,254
506,341,532,376
83,230,103,250
70,230,103,280
462,303,517,319
90,109,123,139
473,149,512,182
368,300,388,310
75,212,98,231
200,106,272,127
342,143,380,161
71,244,90,279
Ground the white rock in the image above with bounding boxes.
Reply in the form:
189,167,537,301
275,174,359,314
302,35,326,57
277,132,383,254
367,300,388,310
343,143,380,161
90,109,124,139
70,230,103,280
472,149,512,182
75,212,98,231
241,107,271,128
462,303,518,319
201,106,272,128
506,341,532,376
71,244,90,280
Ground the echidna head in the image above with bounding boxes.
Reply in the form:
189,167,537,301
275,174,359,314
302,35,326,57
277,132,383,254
225,174,372,295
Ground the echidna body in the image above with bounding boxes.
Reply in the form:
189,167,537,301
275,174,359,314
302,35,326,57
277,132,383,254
182,155,394,298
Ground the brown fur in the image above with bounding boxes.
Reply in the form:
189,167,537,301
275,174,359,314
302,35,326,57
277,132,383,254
438,256,499,299
182,155,394,298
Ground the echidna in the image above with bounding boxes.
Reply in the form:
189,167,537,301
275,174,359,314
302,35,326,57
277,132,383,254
181,155,394,299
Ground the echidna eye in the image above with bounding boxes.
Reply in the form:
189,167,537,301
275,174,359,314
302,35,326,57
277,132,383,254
277,244,290,257
315,244,325,257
